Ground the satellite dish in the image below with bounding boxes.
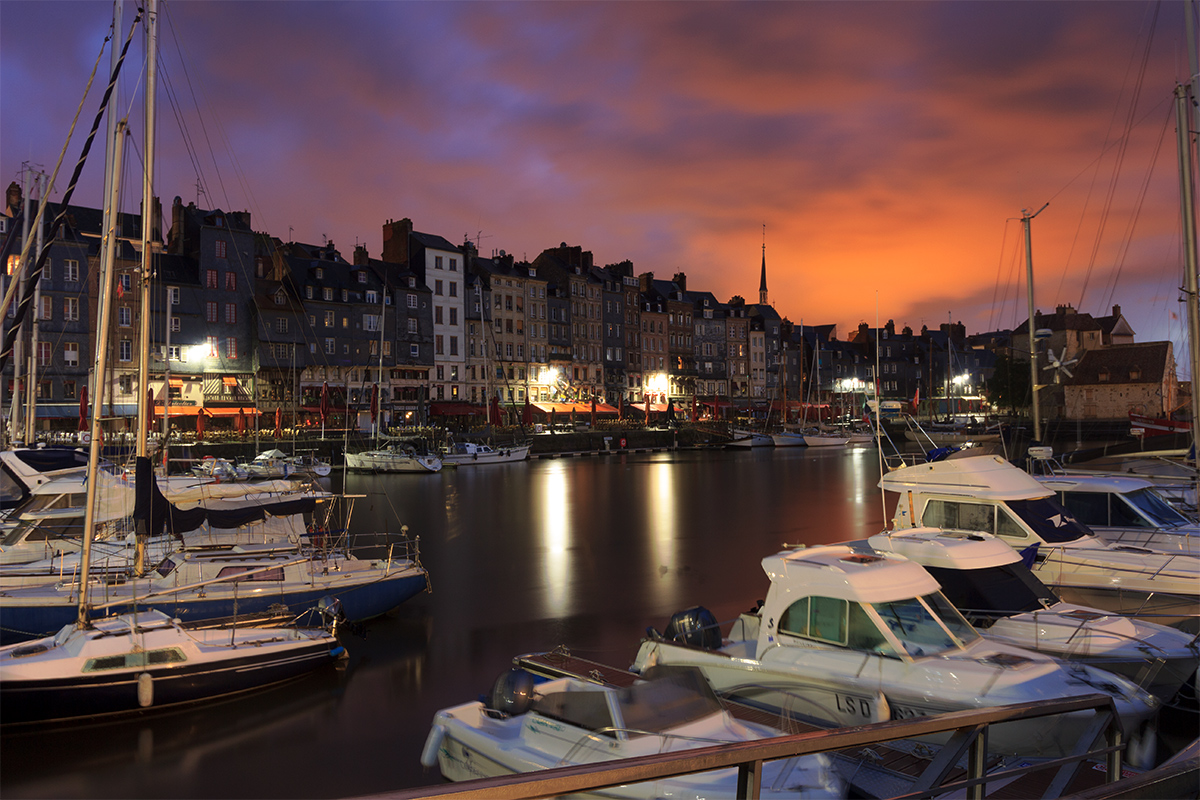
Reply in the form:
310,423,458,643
1034,328,1053,341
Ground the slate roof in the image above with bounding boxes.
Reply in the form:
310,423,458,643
1063,342,1171,386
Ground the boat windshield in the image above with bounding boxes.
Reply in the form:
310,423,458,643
0,514,84,546
616,667,724,735
1123,488,1191,528
924,564,1056,626
869,592,978,657
1004,497,1092,543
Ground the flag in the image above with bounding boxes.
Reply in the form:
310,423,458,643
274,406,283,438
78,385,88,431
912,386,920,411
320,381,330,425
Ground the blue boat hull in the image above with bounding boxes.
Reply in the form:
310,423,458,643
0,571,428,645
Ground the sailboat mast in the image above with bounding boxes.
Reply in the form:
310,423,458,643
372,274,387,441
79,119,127,624
136,0,157,454
1022,203,1049,442
1174,84,1200,501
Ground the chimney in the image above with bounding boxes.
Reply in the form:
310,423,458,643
382,218,413,265
1112,304,1121,317
673,272,687,292
353,245,369,266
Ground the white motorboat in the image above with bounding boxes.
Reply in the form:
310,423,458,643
440,442,531,466
866,527,1200,702
344,445,441,473
631,544,1160,763
1035,473,1199,552
191,457,248,482
797,430,850,447
880,454,1200,631
728,429,774,448
285,452,332,478
421,664,845,799
243,449,296,480
0,608,345,725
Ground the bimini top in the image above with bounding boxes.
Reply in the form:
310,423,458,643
762,544,939,605
867,528,1022,571
880,455,1051,502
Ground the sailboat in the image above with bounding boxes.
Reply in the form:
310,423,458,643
797,338,849,447
0,14,345,721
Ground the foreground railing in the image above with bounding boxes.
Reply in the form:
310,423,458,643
355,694,1127,800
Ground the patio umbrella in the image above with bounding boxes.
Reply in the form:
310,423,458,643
320,381,330,426
666,398,675,421
590,397,597,427
550,408,557,430
618,400,624,421
147,387,157,430
274,407,283,439
522,397,532,426
370,384,379,424
77,385,88,431
196,409,205,441
237,407,247,437
489,395,501,426
690,395,697,422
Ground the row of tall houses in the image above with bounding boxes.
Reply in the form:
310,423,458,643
1,179,1182,431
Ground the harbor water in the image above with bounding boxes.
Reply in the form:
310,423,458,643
0,446,892,798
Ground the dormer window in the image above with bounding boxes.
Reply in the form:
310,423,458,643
1098,369,1110,382
315,267,324,280
274,290,286,305
408,277,416,288
1129,368,1140,380
357,271,367,284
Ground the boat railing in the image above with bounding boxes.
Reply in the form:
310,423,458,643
555,727,750,768
376,693,1134,800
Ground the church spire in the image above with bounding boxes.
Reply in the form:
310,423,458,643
759,224,768,305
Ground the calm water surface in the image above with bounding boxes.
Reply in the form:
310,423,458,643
1,446,889,799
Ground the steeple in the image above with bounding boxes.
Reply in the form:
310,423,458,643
759,226,768,305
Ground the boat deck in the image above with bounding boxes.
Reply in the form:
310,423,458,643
515,649,1126,799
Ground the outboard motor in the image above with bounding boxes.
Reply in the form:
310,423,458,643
489,668,536,716
661,606,722,649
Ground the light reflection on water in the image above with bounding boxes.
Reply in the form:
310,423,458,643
1,446,886,799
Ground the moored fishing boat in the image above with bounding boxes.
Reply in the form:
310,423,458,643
440,441,530,466
344,444,441,473
632,544,1160,764
422,664,845,799
728,429,773,448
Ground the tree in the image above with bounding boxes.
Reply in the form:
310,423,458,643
985,353,1030,415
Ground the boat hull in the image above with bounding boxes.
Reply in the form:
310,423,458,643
344,451,441,473
0,569,428,645
0,635,339,724
441,444,531,466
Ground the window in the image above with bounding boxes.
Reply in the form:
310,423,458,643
366,290,378,305
407,317,418,334
306,286,314,299
225,338,237,359
170,316,180,333
207,336,219,357
363,314,379,332
435,280,443,296
118,306,131,327
435,306,443,325
450,336,458,356
449,282,457,297
206,301,218,323
225,304,237,324
118,374,134,393
449,258,457,272
63,342,79,367
64,260,79,282
206,269,218,289
325,338,335,354
315,267,324,279
64,297,79,321
357,271,367,284
215,240,227,259
410,344,419,357
37,341,51,367
449,308,458,325
63,380,76,399
168,286,179,305
225,272,237,291
276,317,288,334
341,289,348,302
435,335,444,355
118,339,132,362
324,310,334,327
341,316,348,328
435,256,443,270
407,294,417,309
39,296,51,321
323,287,333,301
118,273,131,294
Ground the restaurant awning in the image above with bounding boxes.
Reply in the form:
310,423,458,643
629,402,670,412
222,376,239,387
153,405,201,416
531,402,620,414
169,378,183,388
203,407,262,417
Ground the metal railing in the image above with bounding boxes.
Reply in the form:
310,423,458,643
356,693,1128,800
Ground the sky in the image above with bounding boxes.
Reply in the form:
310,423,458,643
2,1,1197,376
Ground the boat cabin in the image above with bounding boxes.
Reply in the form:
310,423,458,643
1038,475,1196,533
757,545,980,661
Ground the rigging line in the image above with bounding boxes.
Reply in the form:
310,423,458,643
1077,1,1161,307
158,3,213,207
0,11,143,375
987,218,1017,333
1096,104,1173,314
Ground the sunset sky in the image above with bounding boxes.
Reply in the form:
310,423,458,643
2,1,1196,377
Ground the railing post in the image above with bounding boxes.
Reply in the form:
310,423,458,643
1106,721,1123,785
737,759,762,799
966,725,988,800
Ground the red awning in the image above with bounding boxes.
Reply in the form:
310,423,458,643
203,407,262,417
532,402,619,414
630,402,670,412
153,405,200,416
222,376,239,387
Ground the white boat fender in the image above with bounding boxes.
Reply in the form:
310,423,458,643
137,672,154,708
420,723,447,768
